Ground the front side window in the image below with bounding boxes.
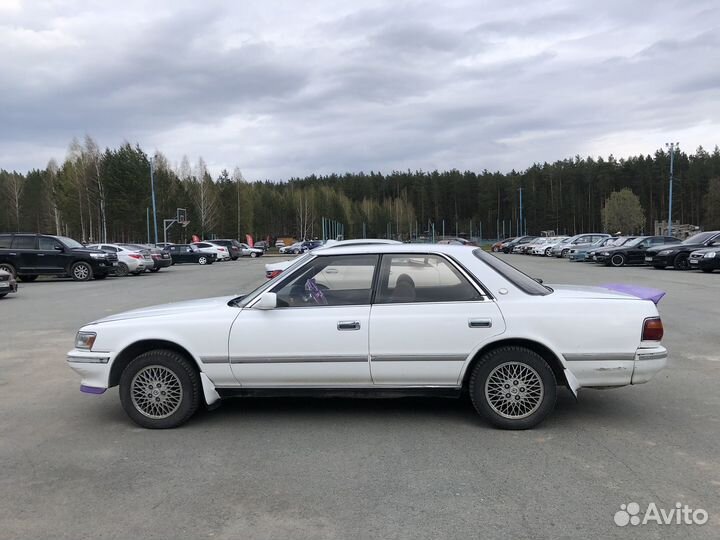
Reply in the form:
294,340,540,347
0,235,13,248
273,254,378,307
376,254,482,304
39,237,62,250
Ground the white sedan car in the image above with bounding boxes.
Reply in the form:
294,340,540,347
87,243,147,276
67,244,667,430
192,241,231,261
529,237,570,256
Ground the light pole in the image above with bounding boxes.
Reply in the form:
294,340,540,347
518,187,524,236
665,142,679,237
150,156,159,246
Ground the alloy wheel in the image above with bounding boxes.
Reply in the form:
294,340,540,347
484,361,544,419
130,365,184,419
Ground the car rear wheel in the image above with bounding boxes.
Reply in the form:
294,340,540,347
70,261,93,281
0,263,16,277
116,262,129,277
673,253,690,270
18,275,38,282
610,254,626,267
250,252,258,258
469,346,557,430
198,256,208,265
119,349,201,429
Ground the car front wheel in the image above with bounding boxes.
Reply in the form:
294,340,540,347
250,252,258,258
116,262,129,277
70,261,93,281
469,346,557,430
119,349,201,429
198,256,208,265
610,254,626,267
673,253,690,270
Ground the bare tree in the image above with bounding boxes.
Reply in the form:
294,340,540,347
232,167,245,240
4,172,23,231
46,159,61,235
84,136,107,243
193,157,218,237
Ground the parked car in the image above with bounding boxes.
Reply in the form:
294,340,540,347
280,242,303,254
238,243,264,258
300,240,324,253
437,237,477,246
551,233,610,258
502,236,536,253
645,231,720,270
689,246,720,273
192,241,231,261
265,239,403,278
275,240,286,248
119,244,172,272
0,268,18,298
585,237,635,262
0,233,117,281
87,244,147,276
491,238,515,252
513,237,544,254
529,236,569,256
208,239,242,260
568,237,617,262
254,240,270,251
68,243,667,430
594,236,680,267
156,243,174,249
166,244,216,265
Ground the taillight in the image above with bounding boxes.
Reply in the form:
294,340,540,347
219,247,227,251
266,270,282,279
642,317,663,341
129,254,142,260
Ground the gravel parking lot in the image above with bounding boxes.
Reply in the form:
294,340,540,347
1,255,718,539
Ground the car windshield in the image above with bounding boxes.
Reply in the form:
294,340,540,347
624,237,646,247
56,236,84,249
682,232,715,244
473,249,551,296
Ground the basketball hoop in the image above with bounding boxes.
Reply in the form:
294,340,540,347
181,221,190,228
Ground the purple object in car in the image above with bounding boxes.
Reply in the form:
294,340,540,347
601,283,666,305
80,385,106,394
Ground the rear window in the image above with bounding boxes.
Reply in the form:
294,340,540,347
473,249,551,296
12,235,36,249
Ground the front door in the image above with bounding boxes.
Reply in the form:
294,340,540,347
229,254,379,387
369,254,506,386
37,236,66,272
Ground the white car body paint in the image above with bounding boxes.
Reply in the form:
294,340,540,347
68,244,667,408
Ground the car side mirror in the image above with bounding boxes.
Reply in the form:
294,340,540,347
254,292,277,310
54,245,64,252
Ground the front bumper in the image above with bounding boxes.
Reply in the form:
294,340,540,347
0,280,18,293
689,257,719,271
645,254,672,267
67,350,112,393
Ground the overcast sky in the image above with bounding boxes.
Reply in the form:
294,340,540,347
1,0,719,180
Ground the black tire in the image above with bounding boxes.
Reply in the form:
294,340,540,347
250,252,258,258
701,268,714,273
198,256,208,265
0,293,7,298
116,262,129,277
119,349,201,429
70,261,93,281
561,248,569,258
610,254,626,267
469,346,557,430
653,265,665,269
150,267,161,273
545,247,552,256
673,253,690,270
18,275,38,282
0,263,17,277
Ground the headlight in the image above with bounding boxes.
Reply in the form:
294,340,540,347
75,332,97,350
658,250,673,256
704,252,717,259
90,252,107,259
601,252,610,256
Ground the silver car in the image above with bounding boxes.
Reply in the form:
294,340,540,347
551,233,610,258
88,244,147,276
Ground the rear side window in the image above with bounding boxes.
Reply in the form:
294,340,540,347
0,234,12,248
12,235,36,249
474,249,551,296
376,254,482,304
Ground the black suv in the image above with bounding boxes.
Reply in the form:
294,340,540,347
0,233,117,281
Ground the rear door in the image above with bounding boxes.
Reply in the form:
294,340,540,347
10,235,38,272
368,253,505,386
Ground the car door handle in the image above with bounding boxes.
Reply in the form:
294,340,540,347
468,318,492,328
325,268,338,274
337,321,361,331
38,253,45,256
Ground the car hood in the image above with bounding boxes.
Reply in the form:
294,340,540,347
646,243,692,253
89,295,238,324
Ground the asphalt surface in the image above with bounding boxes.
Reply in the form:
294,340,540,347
1,254,718,539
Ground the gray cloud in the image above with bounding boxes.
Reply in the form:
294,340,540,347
0,0,719,179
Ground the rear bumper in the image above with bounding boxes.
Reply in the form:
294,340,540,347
153,258,173,268
563,346,667,388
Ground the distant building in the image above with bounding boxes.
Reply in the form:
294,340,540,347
654,220,700,239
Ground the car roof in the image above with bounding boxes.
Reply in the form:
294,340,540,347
312,243,476,257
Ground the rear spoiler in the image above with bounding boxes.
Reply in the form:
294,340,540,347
601,283,666,305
